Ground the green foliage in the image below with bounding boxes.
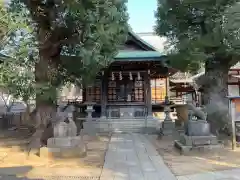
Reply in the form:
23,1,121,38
0,3,33,104
155,0,239,72
0,4,36,103
0,62,35,102
0,2,9,49
222,3,240,59
57,0,129,84
1,0,128,105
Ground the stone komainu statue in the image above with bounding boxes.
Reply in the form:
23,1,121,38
185,103,210,136
187,103,207,121
53,112,77,137
40,111,77,146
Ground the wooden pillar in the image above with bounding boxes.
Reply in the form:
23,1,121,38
82,87,86,102
166,77,170,97
238,70,240,96
144,72,152,117
101,71,108,118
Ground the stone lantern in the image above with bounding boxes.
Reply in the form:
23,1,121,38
84,86,96,120
85,103,95,120
162,96,175,135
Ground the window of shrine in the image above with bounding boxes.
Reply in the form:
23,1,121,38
85,83,101,103
151,78,166,104
107,72,144,102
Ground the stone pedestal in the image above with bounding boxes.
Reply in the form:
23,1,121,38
162,121,175,135
44,136,86,158
175,134,222,155
145,115,158,134
175,120,223,154
81,121,99,136
180,134,218,146
162,106,175,135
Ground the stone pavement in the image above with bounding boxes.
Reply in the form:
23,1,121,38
177,168,240,180
100,133,177,180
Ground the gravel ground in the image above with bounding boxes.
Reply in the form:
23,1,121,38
0,129,110,178
148,134,240,176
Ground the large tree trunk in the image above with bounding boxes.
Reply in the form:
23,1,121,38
22,99,33,126
28,28,59,154
200,60,230,135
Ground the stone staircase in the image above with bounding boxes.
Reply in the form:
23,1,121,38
82,118,160,134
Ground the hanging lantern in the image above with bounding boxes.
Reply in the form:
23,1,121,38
129,72,133,80
111,72,115,81
101,71,104,76
148,69,150,74
137,72,141,80
119,71,122,80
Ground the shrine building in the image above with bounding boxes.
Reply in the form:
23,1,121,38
72,30,177,132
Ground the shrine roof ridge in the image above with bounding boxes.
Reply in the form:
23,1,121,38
115,51,166,62
128,30,157,51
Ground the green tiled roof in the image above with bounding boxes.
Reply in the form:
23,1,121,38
115,51,165,62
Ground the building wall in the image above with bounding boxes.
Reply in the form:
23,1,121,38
228,85,239,96
228,71,240,96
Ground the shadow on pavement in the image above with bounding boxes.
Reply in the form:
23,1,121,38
0,166,44,179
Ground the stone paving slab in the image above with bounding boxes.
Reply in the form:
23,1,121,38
100,133,177,180
177,168,240,180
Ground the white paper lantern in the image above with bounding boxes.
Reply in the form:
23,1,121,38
111,72,115,81
119,71,122,80
137,72,141,80
129,72,133,80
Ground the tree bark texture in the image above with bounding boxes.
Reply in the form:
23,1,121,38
200,60,230,134
28,28,60,153
22,101,31,125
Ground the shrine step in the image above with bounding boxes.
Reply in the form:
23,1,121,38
82,119,158,134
